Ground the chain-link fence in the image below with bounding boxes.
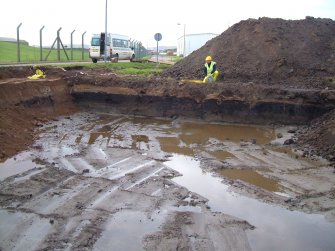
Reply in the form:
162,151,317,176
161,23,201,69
0,24,148,64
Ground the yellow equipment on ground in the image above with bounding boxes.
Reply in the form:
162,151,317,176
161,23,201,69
27,68,46,80
181,79,204,84
203,71,219,83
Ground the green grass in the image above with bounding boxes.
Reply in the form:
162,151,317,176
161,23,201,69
0,41,172,76
54,61,170,76
83,62,170,76
0,41,90,63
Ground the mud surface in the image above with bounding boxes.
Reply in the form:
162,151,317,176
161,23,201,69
0,111,335,251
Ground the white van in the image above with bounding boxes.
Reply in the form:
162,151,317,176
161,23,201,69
89,33,135,63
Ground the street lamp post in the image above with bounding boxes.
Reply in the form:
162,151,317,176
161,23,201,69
177,23,186,57
104,0,108,63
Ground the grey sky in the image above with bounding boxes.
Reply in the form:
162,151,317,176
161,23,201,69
1,0,334,47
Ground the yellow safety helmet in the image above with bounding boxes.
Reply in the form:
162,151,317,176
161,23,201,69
205,56,212,61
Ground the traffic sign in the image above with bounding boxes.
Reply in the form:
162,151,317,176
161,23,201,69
154,33,162,41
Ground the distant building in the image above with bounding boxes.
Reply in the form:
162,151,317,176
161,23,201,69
177,33,218,57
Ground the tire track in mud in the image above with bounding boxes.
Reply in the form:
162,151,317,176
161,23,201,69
0,144,252,250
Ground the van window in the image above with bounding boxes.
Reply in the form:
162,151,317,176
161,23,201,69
122,40,129,48
112,38,129,48
91,38,100,46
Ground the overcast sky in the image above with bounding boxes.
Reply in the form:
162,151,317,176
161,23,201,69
1,0,334,48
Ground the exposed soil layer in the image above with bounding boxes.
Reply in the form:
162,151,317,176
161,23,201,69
0,73,78,161
296,109,335,162
163,17,335,89
0,65,335,163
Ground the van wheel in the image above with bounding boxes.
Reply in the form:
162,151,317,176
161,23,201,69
130,54,135,62
92,59,97,63
114,55,119,63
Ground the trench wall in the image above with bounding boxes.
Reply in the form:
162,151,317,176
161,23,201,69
72,92,333,125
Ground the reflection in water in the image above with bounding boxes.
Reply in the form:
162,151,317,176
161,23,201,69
180,122,275,145
93,210,165,251
218,169,280,192
131,135,149,150
0,151,42,181
165,154,335,251
88,126,113,145
157,137,194,156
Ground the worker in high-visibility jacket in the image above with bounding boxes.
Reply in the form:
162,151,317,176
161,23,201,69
203,56,219,83
27,65,46,80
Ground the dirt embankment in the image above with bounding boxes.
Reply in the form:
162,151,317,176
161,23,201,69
163,17,335,89
0,67,78,161
296,109,335,162
0,64,334,164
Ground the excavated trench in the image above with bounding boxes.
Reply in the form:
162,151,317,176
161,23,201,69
72,91,332,124
1,75,335,251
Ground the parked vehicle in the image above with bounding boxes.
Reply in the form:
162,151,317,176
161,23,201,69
89,33,135,63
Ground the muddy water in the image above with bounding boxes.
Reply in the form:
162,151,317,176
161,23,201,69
0,151,43,181
1,112,334,250
78,113,333,251
218,169,280,192
165,155,335,251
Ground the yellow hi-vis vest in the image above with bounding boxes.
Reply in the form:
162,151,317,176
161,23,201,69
204,61,216,75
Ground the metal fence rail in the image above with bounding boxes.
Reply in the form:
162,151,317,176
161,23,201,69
0,23,148,64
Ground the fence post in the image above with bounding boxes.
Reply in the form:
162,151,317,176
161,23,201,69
139,42,142,58
57,27,62,61
17,23,22,63
40,26,45,61
82,31,86,61
71,30,75,60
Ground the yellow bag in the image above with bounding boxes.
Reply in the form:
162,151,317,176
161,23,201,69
27,68,46,79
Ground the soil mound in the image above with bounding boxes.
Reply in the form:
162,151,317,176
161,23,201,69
164,17,335,87
297,109,335,165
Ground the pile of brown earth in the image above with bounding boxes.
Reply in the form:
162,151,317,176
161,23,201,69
163,16,335,165
296,109,335,164
163,17,335,89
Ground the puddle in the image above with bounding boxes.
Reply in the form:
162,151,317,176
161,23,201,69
94,114,122,125
0,210,53,250
0,151,42,181
157,137,194,156
4,113,333,250
164,154,335,251
218,168,280,192
131,135,149,150
93,210,166,251
209,150,235,160
180,122,276,145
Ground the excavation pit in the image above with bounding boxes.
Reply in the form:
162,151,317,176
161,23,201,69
0,67,335,250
